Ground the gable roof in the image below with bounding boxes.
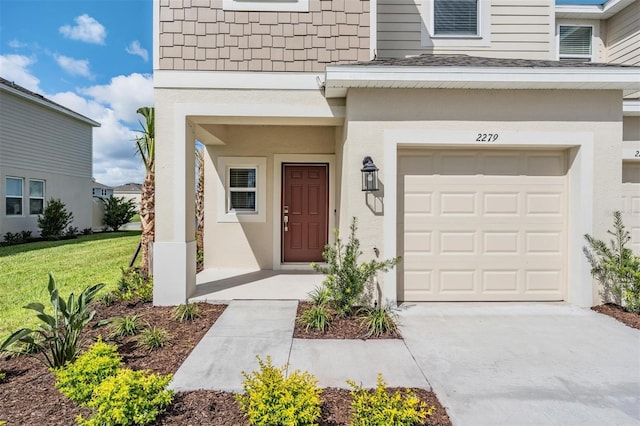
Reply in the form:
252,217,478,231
0,77,100,127
324,54,640,98
113,183,143,192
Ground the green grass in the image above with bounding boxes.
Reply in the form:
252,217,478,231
0,231,141,340
131,214,141,222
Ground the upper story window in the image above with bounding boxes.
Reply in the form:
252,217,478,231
29,180,45,215
223,0,309,12
559,25,593,62
434,0,478,36
6,177,23,216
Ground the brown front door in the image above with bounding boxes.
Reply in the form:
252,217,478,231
282,164,328,263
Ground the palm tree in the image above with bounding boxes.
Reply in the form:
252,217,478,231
135,106,155,275
195,145,205,265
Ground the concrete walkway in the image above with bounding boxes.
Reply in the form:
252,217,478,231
171,300,640,426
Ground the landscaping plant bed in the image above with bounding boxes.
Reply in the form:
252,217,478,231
1,300,450,425
294,302,402,339
592,303,640,330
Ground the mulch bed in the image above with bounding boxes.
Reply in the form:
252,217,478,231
592,303,640,330
293,301,401,340
0,300,450,425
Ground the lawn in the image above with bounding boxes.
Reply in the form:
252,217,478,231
0,231,141,340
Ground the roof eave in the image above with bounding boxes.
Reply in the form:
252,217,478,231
555,0,635,19
324,66,640,98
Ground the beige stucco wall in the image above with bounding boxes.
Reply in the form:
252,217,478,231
624,116,640,142
203,124,337,269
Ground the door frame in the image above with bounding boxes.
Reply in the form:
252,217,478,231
273,154,336,270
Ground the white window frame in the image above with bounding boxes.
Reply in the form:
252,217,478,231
227,166,258,213
5,177,24,216
28,179,45,216
217,157,267,223
223,0,309,12
422,0,491,47
557,23,596,62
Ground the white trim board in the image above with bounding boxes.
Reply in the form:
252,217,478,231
154,70,324,90
382,129,594,307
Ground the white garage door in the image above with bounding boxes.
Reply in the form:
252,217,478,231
622,162,640,254
399,149,567,302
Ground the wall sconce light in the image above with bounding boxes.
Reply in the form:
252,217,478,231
361,156,379,192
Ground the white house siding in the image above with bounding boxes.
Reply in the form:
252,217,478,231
606,1,640,66
0,90,93,236
377,0,554,60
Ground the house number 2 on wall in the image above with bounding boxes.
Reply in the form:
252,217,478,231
476,133,499,142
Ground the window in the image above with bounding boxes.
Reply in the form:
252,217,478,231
29,180,45,215
5,177,23,216
434,0,478,36
559,26,593,61
228,167,257,212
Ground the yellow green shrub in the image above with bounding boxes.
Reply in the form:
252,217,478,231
236,355,322,426
77,368,173,426
348,373,434,426
52,338,122,405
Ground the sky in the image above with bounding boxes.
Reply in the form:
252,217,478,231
0,0,154,186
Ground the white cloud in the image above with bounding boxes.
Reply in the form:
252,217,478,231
125,40,149,62
8,39,27,49
54,54,92,78
0,54,41,92
59,14,106,45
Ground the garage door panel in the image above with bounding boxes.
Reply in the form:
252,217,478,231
399,149,567,302
622,162,640,254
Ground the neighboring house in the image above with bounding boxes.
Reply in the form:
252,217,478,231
153,0,640,306
92,180,113,231
113,183,143,210
0,77,100,237
92,180,114,199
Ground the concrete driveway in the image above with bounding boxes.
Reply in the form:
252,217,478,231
398,303,640,426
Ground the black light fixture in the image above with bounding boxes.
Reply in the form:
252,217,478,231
361,156,379,192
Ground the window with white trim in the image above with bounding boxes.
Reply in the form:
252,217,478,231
5,177,23,216
29,180,45,215
228,167,257,213
559,25,592,61
434,0,478,36
422,0,490,47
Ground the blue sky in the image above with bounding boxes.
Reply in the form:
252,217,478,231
1,0,154,186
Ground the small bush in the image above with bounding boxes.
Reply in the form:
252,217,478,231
299,304,332,332
137,326,170,350
360,305,399,338
172,303,202,322
0,370,5,382
99,291,116,307
2,230,32,246
307,285,331,307
109,315,144,338
38,199,73,240
52,338,122,405
348,374,434,426
116,268,153,302
82,228,93,235
102,196,137,232
65,226,79,237
236,355,322,426
77,369,173,426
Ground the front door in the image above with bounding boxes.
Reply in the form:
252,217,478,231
282,164,328,263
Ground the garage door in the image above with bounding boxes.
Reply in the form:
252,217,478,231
622,161,640,254
399,149,567,302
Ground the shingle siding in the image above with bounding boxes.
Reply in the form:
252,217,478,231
159,0,371,71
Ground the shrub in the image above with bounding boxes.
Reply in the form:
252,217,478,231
307,285,331,307
359,305,399,338
236,355,322,426
299,304,332,332
77,369,173,426
102,196,137,232
65,226,79,237
99,291,116,307
38,198,73,240
116,268,153,302
109,315,144,338
0,370,5,382
584,211,640,313
172,303,202,322
52,338,122,405
137,326,170,350
82,228,93,235
348,374,434,426
2,230,31,246
312,217,400,317
0,274,106,368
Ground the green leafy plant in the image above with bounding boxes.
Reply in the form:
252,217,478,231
0,274,106,368
2,230,32,246
109,315,144,338
52,338,122,405
102,196,138,232
99,291,116,307
584,211,640,313
38,198,74,240
348,374,434,426
82,228,93,235
137,326,170,350
307,285,331,307
236,355,322,426
0,370,5,382
172,303,202,322
359,305,399,338
65,226,79,237
312,217,400,317
77,368,173,426
299,304,332,332
115,268,153,302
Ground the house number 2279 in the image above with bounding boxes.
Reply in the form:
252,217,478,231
476,133,499,142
